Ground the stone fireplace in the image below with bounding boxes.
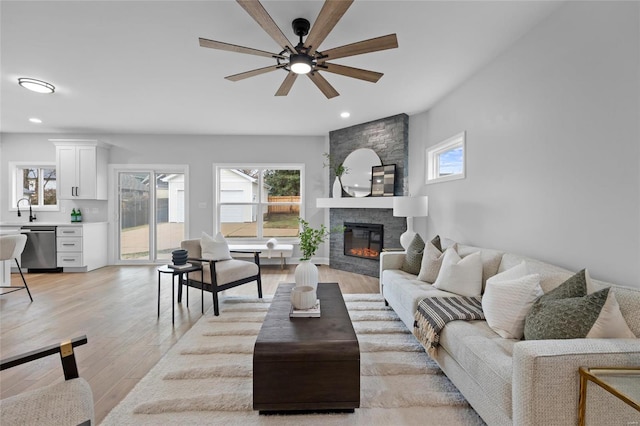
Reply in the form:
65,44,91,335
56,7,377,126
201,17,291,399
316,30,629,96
327,113,409,277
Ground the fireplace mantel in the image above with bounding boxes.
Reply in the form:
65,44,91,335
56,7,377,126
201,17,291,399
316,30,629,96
316,197,396,209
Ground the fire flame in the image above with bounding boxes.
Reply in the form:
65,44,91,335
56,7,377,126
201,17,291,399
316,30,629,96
349,248,379,258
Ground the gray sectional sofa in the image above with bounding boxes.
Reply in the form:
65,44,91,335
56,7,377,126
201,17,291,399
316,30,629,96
380,240,640,425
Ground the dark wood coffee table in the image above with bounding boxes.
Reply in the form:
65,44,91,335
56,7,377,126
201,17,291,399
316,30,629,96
253,282,360,413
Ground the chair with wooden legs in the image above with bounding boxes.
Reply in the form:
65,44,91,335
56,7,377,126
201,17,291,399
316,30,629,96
0,234,33,302
180,239,262,316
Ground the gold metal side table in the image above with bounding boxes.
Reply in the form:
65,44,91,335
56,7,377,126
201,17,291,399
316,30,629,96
578,366,640,426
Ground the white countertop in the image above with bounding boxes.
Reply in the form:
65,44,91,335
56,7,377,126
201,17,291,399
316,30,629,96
0,222,107,227
0,228,21,235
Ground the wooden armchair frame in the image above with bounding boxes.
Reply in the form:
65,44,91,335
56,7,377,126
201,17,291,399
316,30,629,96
0,336,92,425
0,335,88,380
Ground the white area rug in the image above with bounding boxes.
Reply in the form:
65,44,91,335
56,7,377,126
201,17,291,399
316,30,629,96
101,294,485,425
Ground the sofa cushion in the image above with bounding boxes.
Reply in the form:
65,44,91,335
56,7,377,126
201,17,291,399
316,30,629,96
382,269,455,329
433,249,483,296
483,262,542,339
400,234,424,275
438,320,515,417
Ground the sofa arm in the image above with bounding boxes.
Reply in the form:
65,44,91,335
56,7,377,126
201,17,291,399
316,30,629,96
379,252,405,293
512,339,640,426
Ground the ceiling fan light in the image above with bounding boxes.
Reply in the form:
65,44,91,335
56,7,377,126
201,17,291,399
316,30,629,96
18,78,55,94
290,54,312,74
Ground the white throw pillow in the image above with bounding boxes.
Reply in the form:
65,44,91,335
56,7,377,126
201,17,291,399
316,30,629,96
586,290,636,338
483,262,543,339
201,231,231,261
433,248,483,296
417,241,450,283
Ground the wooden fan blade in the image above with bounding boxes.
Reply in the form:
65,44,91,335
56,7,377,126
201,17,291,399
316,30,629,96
199,38,285,59
320,63,383,83
236,0,296,52
305,0,354,56
307,72,339,99
225,65,284,82
275,72,298,96
320,34,398,61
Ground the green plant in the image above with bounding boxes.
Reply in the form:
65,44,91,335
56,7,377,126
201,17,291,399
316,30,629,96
323,152,349,179
298,218,344,261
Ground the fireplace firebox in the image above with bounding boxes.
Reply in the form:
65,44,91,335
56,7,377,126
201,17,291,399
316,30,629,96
344,222,383,260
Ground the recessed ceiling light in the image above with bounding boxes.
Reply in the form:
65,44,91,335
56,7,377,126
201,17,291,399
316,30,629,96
29,118,43,124
18,78,55,94
340,112,350,118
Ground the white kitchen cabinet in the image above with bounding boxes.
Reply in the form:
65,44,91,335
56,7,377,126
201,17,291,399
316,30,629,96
54,141,109,200
56,223,107,272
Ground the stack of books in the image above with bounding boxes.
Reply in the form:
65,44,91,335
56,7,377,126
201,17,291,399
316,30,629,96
289,300,321,318
168,263,193,270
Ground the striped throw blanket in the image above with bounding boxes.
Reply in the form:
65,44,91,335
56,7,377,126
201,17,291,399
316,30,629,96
413,296,484,357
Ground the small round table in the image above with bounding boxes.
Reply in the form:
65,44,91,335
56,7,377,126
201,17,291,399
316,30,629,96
157,264,202,324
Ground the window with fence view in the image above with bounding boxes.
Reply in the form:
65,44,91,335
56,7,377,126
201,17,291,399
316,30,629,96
218,167,301,239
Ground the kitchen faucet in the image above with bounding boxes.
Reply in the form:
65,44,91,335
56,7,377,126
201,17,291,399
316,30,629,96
17,198,36,222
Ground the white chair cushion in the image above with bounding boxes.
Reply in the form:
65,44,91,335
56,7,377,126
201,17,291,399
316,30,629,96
205,259,259,286
0,378,94,426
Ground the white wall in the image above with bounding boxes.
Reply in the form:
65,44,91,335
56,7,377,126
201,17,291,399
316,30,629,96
409,1,639,288
0,133,328,261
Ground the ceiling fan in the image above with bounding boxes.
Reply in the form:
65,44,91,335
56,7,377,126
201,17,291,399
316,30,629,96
199,0,398,99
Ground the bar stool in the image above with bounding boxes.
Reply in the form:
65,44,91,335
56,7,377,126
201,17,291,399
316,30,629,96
0,234,33,301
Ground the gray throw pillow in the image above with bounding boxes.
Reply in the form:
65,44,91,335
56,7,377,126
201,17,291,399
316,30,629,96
524,288,609,340
524,269,595,340
400,234,424,275
537,269,588,303
431,235,442,252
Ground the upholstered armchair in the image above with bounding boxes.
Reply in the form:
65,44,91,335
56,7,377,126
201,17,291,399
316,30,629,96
180,239,262,316
0,335,93,426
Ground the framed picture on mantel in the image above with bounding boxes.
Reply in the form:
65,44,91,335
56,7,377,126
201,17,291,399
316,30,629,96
371,164,396,196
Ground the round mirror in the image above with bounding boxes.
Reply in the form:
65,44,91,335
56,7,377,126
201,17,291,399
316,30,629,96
340,148,382,197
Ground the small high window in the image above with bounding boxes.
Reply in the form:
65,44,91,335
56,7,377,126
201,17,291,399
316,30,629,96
426,132,466,184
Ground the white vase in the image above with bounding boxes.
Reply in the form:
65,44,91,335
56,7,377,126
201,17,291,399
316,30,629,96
332,176,342,198
294,260,319,290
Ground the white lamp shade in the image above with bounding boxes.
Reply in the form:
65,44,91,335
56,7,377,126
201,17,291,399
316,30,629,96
393,196,428,218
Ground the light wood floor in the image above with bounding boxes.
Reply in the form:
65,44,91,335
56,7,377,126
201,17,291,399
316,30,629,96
0,264,379,423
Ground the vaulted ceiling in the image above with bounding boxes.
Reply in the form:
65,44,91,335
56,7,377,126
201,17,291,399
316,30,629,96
1,0,563,136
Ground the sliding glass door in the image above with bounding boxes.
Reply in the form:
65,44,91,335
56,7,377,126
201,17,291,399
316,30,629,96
117,169,186,263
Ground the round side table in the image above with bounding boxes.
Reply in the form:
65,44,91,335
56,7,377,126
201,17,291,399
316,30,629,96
157,264,202,324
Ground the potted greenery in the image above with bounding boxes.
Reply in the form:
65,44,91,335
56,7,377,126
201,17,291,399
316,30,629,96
295,218,344,289
323,152,349,198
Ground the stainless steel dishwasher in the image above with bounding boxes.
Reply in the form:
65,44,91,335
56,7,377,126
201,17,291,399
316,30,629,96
20,226,60,271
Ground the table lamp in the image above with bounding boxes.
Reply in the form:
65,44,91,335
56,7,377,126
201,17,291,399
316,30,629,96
393,196,429,250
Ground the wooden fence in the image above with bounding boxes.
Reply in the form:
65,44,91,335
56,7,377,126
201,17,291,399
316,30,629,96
267,196,300,214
